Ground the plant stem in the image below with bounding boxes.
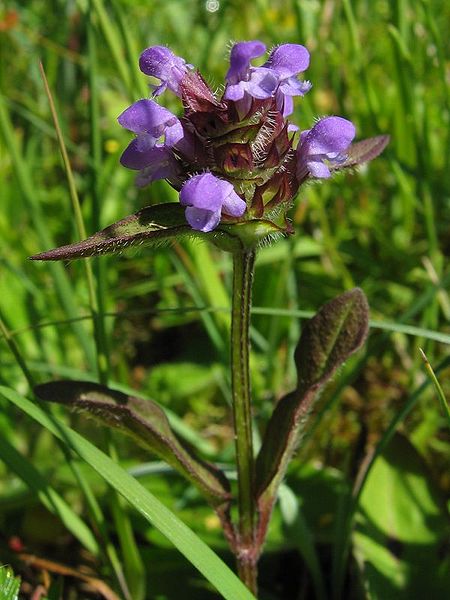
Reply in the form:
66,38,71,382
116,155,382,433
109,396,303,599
231,249,258,594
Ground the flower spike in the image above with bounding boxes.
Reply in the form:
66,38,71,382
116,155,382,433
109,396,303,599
113,41,386,234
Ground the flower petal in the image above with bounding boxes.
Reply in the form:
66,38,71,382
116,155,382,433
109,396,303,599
221,189,247,217
278,77,312,97
226,40,266,84
165,120,184,147
118,99,178,136
276,90,294,117
302,116,356,155
179,173,225,211
265,44,310,78
307,159,331,178
223,82,246,101
120,140,172,171
134,132,157,152
224,67,278,101
135,155,178,187
184,207,221,232
245,68,279,99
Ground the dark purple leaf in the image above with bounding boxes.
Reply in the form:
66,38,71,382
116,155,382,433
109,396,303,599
30,204,191,261
34,380,231,509
29,202,287,261
255,289,369,545
333,135,390,170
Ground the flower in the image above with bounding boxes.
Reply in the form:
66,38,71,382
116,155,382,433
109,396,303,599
223,42,311,117
118,99,183,178
118,40,386,235
263,44,312,116
179,173,247,233
297,116,356,179
133,147,179,187
139,46,193,97
224,41,278,102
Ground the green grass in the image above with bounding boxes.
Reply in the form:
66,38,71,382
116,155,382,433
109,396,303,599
0,1,449,598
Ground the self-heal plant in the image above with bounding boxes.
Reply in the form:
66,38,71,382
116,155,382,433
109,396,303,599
32,40,388,596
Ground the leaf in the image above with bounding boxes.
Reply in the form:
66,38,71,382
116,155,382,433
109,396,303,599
29,204,193,261
333,135,390,170
34,380,231,510
1,386,257,600
353,433,450,599
29,202,286,261
293,287,369,396
255,289,369,542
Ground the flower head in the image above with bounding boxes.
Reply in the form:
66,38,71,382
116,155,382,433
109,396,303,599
118,41,387,238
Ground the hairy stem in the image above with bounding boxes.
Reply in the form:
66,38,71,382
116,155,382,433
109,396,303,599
231,249,258,594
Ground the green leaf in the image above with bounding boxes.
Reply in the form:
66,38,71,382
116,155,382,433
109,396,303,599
0,386,257,600
34,380,231,510
0,566,21,600
29,202,286,261
255,289,369,539
353,433,450,599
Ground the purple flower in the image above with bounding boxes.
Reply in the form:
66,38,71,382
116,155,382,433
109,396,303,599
224,41,278,102
179,173,247,232
139,46,193,97
120,141,180,186
116,41,387,236
264,44,312,116
118,99,183,175
133,147,179,187
297,116,356,179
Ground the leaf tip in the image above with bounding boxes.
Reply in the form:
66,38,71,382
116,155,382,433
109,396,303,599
295,287,370,393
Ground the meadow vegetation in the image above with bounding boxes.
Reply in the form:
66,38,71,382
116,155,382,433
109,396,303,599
0,1,449,598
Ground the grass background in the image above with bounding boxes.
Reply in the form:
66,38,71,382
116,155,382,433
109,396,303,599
0,0,449,598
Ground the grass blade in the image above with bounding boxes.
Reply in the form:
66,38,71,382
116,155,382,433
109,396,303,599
38,61,109,384
0,94,95,367
419,348,450,428
0,434,98,556
0,566,20,600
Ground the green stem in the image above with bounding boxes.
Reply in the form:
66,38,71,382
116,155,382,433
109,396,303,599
231,249,258,594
